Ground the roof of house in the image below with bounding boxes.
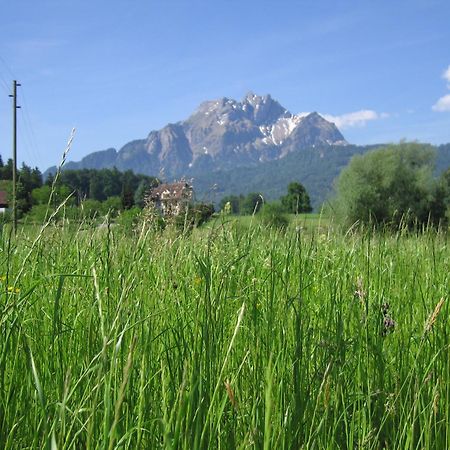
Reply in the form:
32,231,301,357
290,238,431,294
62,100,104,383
149,182,192,201
0,191,7,207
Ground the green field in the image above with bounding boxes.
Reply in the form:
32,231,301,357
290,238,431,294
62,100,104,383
0,217,449,449
203,213,330,233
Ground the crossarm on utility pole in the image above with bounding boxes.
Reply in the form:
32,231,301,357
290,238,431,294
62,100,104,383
9,80,21,234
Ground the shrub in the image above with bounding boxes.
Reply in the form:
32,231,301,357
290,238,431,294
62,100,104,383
174,203,215,230
80,199,103,219
101,196,122,218
259,202,289,230
116,207,142,230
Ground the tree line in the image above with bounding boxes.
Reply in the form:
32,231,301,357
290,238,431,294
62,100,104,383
0,151,314,224
0,156,159,221
3,142,448,230
219,181,312,215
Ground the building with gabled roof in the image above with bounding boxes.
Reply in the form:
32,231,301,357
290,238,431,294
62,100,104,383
146,181,193,216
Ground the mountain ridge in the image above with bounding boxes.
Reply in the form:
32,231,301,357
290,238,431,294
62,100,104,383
44,93,450,209
46,93,347,178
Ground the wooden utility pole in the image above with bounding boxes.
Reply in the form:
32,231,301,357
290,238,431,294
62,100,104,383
9,80,20,234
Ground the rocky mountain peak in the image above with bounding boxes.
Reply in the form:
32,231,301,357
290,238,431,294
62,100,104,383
304,111,322,120
242,92,289,125
49,92,348,178
279,112,347,155
242,92,271,105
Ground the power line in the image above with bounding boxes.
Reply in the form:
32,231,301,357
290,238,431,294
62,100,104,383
18,86,41,164
0,55,42,167
18,108,37,165
0,56,12,93
0,54,16,79
0,73,9,94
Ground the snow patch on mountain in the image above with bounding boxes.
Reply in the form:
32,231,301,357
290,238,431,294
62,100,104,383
259,114,308,145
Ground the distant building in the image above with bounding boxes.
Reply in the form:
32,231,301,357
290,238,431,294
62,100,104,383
0,191,8,213
147,181,193,216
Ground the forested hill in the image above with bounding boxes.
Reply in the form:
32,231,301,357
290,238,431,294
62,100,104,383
43,143,450,210
193,143,450,209
435,143,450,175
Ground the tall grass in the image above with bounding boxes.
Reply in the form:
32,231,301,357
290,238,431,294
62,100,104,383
0,219,448,448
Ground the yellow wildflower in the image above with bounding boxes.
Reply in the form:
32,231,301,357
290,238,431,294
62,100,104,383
6,286,20,294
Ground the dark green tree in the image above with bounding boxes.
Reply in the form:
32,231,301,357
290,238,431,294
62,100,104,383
134,179,153,208
281,181,312,213
17,164,43,213
30,167,43,189
89,176,106,201
241,192,263,215
1,159,13,180
45,173,55,187
103,167,122,198
219,195,242,214
438,167,450,222
121,183,134,210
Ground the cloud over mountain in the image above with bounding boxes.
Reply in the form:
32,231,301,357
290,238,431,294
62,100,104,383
432,94,450,112
433,64,450,112
443,65,450,85
322,110,384,128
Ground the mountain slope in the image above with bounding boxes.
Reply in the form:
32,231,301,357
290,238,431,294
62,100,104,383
191,144,374,208
46,93,347,178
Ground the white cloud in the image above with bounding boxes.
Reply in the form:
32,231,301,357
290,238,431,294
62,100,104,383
432,94,450,112
443,65,450,84
322,110,383,128
433,65,450,111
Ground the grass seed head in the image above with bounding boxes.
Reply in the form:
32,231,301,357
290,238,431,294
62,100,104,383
354,276,366,301
383,315,396,335
424,298,445,334
224,379,238,410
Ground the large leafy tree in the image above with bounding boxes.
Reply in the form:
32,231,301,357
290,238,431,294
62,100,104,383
240,192,264,215
281,181,312,213
334,142,445,227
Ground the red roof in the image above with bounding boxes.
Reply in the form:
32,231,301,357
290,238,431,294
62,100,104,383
0,191,7,207
149,182,192,201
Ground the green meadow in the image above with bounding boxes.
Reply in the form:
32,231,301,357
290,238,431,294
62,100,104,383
0,217,449,449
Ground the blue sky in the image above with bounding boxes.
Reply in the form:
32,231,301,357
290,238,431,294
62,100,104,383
0,0,449,171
